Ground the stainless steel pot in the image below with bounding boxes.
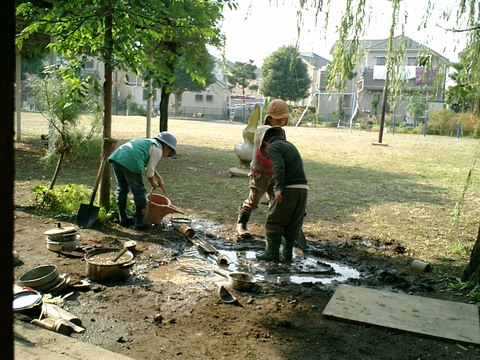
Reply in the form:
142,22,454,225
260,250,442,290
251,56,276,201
85,248,135,282
18,264,59,289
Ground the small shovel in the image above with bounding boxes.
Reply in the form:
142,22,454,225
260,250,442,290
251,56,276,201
77,139,116,228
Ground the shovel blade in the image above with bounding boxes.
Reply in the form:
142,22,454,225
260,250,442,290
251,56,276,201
76,203,100,228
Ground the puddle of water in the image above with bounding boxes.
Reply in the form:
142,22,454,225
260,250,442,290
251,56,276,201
261,258,360,284
215,250,359,284
149,244,360,285
148,245,213,284
157,218,360,285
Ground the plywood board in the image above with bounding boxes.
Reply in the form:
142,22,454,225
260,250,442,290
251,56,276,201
322,284,480,344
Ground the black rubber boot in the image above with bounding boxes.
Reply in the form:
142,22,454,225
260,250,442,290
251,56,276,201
280,238,294,262
118,200,134,227
256,235,281,262
135,206,152,230
236,206,251,238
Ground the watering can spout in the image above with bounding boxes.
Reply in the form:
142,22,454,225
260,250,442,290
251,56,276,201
165,205,184,216
145,193,184,224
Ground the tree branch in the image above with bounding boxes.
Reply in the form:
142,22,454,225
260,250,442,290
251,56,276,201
436,23,480,33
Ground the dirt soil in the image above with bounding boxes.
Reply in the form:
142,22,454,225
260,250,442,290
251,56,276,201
13,144,480,360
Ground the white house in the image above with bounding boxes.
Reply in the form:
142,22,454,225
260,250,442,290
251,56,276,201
326,35,449,124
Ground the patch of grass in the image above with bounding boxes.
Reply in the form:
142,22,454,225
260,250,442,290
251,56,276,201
443,275,480,306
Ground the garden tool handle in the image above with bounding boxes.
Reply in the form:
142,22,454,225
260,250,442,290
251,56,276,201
112,247,128,262
213,268,229,279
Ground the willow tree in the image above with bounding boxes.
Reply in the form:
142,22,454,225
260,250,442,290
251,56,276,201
296,0,480,282
16,0,234,208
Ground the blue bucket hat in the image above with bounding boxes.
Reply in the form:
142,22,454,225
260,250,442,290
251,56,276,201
154,132,177,157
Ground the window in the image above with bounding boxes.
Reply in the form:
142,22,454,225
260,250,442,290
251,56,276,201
85,60,94,69
195,94,203,101
407,57,416,66
375,57,386,66
417,55,431,67
206,95,213,102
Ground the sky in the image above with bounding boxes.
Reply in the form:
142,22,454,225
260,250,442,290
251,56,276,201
210,0,468,67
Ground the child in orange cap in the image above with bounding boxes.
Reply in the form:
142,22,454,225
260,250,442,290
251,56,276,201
236,99,289,238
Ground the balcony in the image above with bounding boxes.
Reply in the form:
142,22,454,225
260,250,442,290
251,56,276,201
360,67,439,92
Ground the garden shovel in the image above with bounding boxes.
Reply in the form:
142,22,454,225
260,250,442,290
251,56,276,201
77,138,116,228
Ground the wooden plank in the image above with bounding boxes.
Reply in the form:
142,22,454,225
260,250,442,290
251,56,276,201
322,284,480,345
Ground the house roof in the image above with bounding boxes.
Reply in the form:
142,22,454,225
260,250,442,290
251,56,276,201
330,35,449,62
299,52,331,68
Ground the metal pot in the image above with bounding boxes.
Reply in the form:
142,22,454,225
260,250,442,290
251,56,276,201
213,268,257,292
85,248,135,283
18,264,60,289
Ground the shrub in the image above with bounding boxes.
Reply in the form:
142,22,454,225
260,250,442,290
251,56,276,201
427,110,480,137
31,184,123,224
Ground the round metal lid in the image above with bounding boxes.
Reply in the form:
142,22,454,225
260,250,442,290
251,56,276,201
44,226,77,236
12,290,42,312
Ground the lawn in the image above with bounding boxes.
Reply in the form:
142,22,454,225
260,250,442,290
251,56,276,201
15,112,480,267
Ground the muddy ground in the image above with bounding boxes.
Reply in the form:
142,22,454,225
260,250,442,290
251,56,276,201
13,204,480,360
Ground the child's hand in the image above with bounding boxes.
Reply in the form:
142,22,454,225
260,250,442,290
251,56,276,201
274,190,283,203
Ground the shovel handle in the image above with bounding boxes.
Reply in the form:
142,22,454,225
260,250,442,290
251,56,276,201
213,268,229,279
113,247,128,262
89,138,117,207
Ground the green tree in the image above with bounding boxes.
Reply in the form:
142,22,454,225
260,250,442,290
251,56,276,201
32,71,102,190
260,45,311,102
228,60,258,95
445,46,479,113
227,60,258,122
371,95,380,116
171,53,217,117
406,91,427,121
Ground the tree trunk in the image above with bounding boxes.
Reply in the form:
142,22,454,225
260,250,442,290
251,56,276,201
461,224,480,284
48,151,65,190
99,4,113,211
174,92,182,117
159,88,170,132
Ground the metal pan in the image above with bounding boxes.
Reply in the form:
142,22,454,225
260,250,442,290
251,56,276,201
213,268,256,292
12,290,43,313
